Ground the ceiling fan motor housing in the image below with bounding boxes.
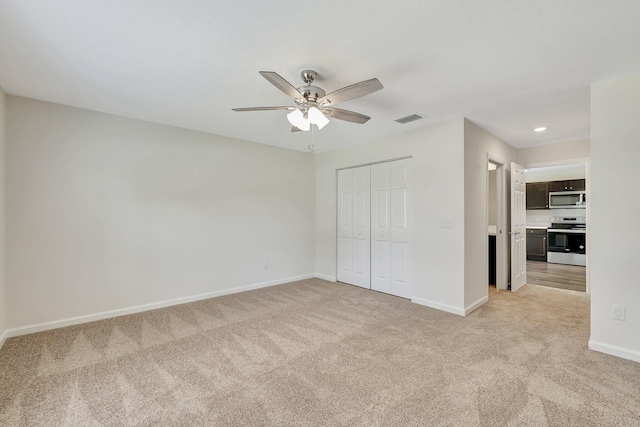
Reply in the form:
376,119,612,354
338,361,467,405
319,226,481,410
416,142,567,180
297,86,325,103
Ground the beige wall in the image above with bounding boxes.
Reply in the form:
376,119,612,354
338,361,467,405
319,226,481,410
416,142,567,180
316,119,467,313
463,119,518,309
517,139,590,167
0,88,6,341
6,96,316,329
590,73,640,362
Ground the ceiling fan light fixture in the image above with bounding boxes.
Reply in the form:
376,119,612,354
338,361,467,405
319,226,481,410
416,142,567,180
287,109,310,131
298,121,311,131
308,107,330,129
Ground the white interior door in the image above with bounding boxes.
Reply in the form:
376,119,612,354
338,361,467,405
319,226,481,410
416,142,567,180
510,162,527,292
337,169,354,284
390,159,412,298
352,167,371,288
371,163,391,293
337,166,371,288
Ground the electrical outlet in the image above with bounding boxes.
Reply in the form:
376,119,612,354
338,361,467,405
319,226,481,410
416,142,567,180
612,305,626,321
263,260,269,269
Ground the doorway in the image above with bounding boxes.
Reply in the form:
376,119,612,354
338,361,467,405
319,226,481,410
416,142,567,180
487,157,591,295
487,158,507,291
524,162,588,292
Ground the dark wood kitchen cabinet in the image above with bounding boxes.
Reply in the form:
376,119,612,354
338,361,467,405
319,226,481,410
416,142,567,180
548,179,585,192
526,182,549,209
526,228,547,262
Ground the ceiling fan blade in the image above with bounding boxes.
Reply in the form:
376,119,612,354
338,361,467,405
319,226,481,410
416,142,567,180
259,71,305,100
291,126,302,132
318,78,383,105
232,106,295,112
322,107,371,124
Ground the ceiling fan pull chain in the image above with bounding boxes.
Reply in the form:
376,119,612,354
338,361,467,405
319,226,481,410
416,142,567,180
307,123,316,153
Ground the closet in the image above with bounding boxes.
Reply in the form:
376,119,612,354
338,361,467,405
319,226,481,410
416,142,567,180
337,158,412,298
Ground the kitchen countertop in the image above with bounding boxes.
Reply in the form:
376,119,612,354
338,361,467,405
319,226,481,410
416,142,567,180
526,225,549,229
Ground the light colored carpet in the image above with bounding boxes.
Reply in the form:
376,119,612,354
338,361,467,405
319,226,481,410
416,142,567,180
0,279,638,426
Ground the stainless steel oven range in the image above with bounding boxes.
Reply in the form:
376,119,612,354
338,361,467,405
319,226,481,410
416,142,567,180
547,217,586,266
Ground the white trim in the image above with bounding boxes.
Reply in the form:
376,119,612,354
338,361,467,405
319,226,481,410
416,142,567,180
411,297,465,316
522,157,590,169
0,329,8,350
335,156,413,171
465,296,488,315
588,340,640,363
314,273,337,282
2,274,314,341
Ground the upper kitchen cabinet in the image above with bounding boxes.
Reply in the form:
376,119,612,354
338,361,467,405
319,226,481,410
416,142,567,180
548,179,585,192
526,182,549,209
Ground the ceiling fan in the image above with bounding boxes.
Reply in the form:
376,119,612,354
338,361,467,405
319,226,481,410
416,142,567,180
232,70,383,132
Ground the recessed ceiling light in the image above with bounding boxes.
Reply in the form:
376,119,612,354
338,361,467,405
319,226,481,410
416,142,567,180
534,127,548,132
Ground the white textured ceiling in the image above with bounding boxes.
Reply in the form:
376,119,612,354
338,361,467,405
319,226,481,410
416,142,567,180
1,1,640,152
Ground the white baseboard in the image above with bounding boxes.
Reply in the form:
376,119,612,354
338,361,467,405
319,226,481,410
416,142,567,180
465,296,488,315
314,273,337,282
588,340,640,363
411,297,465,316
0,329,8,349
2,273,315,343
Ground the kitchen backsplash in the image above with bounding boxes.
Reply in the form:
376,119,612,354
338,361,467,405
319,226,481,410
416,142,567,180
527,208,587,227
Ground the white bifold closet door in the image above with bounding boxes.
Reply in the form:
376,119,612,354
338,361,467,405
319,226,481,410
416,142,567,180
337,159,412,298
371,162,392,293
337,166,371,288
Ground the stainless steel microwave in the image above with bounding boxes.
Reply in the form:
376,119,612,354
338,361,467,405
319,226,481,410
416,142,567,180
549,191,586,209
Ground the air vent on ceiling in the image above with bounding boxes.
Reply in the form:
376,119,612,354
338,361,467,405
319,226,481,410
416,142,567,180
395,113,424,124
